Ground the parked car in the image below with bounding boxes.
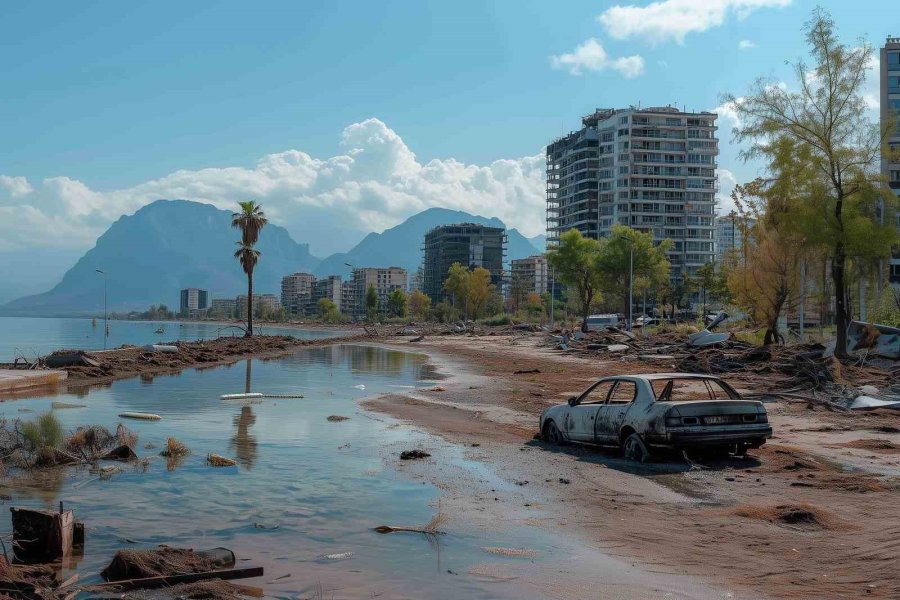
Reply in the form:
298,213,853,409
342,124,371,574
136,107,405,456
583,314,622,331
539,373,772,462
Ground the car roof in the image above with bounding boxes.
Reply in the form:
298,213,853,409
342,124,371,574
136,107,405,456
602,373,723,381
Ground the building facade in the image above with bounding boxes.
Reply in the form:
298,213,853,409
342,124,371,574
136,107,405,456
237,294,281,318
422,223,506,302
546,106,718,283
882,37,900,285
281,272,316,316
714,213,756,263
180,288,209,313
348,267,408,318
209,298,237,318
510,255,550,298
311,275,342,314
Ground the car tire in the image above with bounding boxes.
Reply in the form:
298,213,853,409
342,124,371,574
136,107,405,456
621,432,649,463
543,420,565,446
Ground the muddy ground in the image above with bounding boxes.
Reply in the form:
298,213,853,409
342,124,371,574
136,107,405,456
367,332,900,600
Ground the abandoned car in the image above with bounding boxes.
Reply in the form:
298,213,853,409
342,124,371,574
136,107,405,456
540,373,772,462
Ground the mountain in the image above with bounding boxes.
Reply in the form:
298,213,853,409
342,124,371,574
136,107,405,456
527,234,547,252
314,207,542,279
2,200,320,316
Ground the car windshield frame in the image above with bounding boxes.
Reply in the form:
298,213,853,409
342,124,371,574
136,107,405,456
652,377,740,402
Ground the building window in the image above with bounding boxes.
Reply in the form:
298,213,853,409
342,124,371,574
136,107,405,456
889,51,900,66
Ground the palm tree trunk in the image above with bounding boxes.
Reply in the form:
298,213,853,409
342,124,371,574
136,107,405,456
247,270,254,337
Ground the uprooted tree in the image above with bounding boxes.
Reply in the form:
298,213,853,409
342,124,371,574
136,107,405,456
725,8,898,357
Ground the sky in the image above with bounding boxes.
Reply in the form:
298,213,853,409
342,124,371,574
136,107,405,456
0,0,892,297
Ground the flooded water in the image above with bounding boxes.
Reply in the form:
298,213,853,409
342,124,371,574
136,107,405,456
0,345,549,599
0,316,341,361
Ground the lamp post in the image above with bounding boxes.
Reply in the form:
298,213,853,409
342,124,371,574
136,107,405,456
95,269,108,349
626,239,634,331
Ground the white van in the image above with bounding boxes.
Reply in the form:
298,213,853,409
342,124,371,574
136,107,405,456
584,314,621,331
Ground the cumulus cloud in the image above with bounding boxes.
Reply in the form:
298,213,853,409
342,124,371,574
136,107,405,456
716,168,740,215
0,119,547,254
738,39,756,50
551,38,645,78
598,0,792,44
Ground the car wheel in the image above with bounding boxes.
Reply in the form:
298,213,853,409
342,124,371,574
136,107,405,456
621,433,649,463
543,420,565,446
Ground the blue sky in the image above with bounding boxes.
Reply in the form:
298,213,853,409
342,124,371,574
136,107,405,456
0,0,892,297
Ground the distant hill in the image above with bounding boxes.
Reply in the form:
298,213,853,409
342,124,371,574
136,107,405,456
313,207,542,279
2,200,320,316
527,234,547,252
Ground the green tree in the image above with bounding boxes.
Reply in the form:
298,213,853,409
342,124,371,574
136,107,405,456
234,242,261,336
408,289,432,321
546,229,603,331
231,201,267,336
443,262,471,318
595,225,672,325
725,9,898,357
317,298,339,322
468,267,492,319
365,285,379,320
696,263,717,318
387,288,408,317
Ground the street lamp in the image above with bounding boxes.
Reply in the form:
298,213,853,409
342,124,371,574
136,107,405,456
95,269,108,349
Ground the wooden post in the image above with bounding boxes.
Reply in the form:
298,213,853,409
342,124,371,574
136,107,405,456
10,507,75,563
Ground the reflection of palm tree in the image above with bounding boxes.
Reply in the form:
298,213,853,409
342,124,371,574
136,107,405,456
230,406,258,470
244,359,253,394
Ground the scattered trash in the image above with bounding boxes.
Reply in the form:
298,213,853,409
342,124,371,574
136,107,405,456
221,393,265,400
607,344,629,352
327,415,349,422
119,412,162,421
848,395,900,411
207,453,237,467
400,449,430,460
101,445,139,462
847,320,900,359
44,350,100,368
10,504,84,563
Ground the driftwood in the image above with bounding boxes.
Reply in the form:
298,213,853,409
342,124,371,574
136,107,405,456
88,567,264,591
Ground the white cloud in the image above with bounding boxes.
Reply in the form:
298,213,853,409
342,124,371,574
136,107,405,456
550,38,645,78
716,168,739,215
738,39,756,50
598,0,792,44
0,119,547,254
712,96,744,135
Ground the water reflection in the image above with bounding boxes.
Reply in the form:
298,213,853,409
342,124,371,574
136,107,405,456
230,406,258,470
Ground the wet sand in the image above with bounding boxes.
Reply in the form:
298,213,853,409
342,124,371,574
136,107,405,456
366,333,900,600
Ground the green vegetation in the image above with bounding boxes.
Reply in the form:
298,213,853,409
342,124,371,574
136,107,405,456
546,229,603,330
232,201,268,336
20,412,64,452
408,289,432,321
387,288,408,317
365,285,379,320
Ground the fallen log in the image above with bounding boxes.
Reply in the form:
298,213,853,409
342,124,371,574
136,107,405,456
88,566,264,591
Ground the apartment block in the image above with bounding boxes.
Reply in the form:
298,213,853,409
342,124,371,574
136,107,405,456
311,275,342,313
510,255,550,297
714,213,755,263
179,288,208,313
209,298,237,318
547,106,718,282
237,293,281,318
882,36,900,285
281,272,316,316
348,267,408,318
422,223,506,302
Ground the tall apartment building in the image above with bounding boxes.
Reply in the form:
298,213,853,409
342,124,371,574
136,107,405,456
348,267,408,318
714,213,756,263
281,272,316,316
180,288,208,313
547,106,718,282
422,223,506,302
882,36,900,285
311,275,342,313
510,255,550,297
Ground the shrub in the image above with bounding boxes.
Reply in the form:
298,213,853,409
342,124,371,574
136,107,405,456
20,412,64,451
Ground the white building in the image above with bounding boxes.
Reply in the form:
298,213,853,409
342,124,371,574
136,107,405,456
714,213,755,263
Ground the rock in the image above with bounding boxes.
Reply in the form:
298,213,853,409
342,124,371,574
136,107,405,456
400,449,431,460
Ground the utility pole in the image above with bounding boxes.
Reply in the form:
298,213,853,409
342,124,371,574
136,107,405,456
95,269,108,349
627,240,634,331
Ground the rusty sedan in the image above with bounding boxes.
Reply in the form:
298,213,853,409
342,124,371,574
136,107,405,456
539,373,772,462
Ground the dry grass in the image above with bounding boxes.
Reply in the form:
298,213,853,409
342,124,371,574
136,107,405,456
159,437,190,457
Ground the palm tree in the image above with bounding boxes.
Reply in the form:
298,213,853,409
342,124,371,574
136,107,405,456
232,201,268,246
234,242,261,336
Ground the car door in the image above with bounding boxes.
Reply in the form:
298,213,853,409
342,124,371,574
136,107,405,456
565,380,615,442
595,380,637,443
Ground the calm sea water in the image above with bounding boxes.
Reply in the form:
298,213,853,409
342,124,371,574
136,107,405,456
0,317,341,361
0,345,547,599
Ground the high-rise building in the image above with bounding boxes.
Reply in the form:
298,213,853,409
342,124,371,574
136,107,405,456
881,36,900,285
510,255,550,298
311,275,342,314
422,223,506,302
209,298,237,318
281,272,315,316
348,267,407,318
547,106,718,282
714,213,755,263
180,288,209,313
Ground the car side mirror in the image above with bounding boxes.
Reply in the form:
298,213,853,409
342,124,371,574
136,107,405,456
568,396,578,406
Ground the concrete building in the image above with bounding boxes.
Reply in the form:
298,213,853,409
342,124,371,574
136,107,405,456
510,255,550,298
281,272,315,316
422,223,506,302
341,280,356,317
882,36,900,285
237,294,281,318
180,288,208,313
348,267,408,318
209,298,237,318
714,213,756,263
311,275,342,313
547,106,718,282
